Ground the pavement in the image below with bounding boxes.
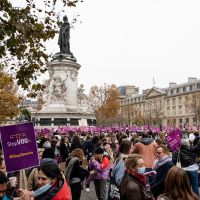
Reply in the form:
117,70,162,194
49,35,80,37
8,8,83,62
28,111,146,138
80,182,97,200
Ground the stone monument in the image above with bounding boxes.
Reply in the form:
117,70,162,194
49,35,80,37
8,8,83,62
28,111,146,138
31,16,95,127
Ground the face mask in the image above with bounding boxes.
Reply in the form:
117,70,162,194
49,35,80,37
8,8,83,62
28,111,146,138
33,183,51,197
137,167,145,174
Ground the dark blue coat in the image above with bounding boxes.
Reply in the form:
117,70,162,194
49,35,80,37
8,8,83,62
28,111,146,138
151,161,173,197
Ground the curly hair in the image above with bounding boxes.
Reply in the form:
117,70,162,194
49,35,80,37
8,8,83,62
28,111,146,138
70,148,84,161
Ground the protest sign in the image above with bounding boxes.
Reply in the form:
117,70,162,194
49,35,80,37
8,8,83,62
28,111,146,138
0,123,39,172
165,129,181,151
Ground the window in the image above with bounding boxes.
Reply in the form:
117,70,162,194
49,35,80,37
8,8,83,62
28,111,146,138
172,98,176,105
170,90,174,95
176,88,179,93
193,118,196,125
179,118,182,123
189,85,193,91
186,118,189,123
40,118,51,126
183,87,186,92
179,97,182,104
197,83,200,89
87,119,96,126
54,118,67,126
167,99,170,106
70,118,79,126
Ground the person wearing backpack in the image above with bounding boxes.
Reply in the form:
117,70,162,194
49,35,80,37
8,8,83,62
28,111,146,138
108,140,132,200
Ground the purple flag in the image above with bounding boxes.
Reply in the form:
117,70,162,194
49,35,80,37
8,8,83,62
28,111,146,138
165,129,181,152
0,123,39,172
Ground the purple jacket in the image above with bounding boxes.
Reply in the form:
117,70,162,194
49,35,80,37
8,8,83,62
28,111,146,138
89,157,110,180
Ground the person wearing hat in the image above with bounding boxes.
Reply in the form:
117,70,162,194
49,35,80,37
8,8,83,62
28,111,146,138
89,147,111,200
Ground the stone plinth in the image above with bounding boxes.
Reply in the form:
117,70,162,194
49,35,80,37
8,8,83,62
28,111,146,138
31,57,95,127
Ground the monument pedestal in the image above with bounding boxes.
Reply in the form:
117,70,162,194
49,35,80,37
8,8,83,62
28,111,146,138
31,57,95,127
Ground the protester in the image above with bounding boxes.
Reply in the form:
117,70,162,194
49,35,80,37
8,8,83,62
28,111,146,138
172,138,200,195
19,159,71,200
65,148,89,200
108,140,133,200
83,135,100,192
59,137,69,162
69,135,82,152
151,145,173,198
42,147,55,160
120,154,153,200
0,171,10,200
133,132,158,186
0,157,6,175
89,147,111,200
157,166,199,200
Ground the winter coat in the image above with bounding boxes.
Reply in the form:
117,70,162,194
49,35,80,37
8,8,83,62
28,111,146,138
59,143,69,162
111,156,126,186
133,138,158,168
34,178,71,200
151,160,173,197
172,141,200,168
89,156,110,180
120,171,149,200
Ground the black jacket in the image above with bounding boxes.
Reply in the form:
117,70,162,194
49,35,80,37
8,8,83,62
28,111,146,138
172,141,200,168
59,143,69,162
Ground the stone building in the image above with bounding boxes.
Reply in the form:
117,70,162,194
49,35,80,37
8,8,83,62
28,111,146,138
119,77,200,128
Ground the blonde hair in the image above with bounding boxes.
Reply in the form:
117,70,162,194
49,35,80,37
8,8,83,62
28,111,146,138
125,154,143,170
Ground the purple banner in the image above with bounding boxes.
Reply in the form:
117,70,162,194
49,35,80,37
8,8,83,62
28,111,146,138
0,123,39,172
165,129,181,152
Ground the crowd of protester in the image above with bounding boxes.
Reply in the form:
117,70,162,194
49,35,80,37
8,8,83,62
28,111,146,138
0,128,200,200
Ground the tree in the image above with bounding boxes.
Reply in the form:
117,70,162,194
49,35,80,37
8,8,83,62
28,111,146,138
185,92,200,126
151,101,163,126
87,84,120,126
0,70,21,124
0,0,81,97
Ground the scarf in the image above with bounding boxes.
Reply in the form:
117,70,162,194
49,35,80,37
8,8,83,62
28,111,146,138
125,169,146,186
152,155,172,171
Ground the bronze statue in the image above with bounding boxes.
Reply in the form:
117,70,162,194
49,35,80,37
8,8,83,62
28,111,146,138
58,15,71,54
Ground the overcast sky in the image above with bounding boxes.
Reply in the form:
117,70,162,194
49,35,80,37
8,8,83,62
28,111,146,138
13,0,200,93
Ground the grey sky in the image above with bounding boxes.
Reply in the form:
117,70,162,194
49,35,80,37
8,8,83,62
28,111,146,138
12,0,200,93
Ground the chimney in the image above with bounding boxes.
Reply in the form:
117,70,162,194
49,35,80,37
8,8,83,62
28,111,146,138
169,82,176,87
188,77,197,83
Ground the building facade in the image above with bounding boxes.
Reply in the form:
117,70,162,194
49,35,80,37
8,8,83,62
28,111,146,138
119,78,200,128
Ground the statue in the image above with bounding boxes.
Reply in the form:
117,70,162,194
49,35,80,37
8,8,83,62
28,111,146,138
58,15,71,54
52,15,77,61
77,84,85,104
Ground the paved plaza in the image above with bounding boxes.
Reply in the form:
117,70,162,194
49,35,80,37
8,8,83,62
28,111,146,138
80,182,97,200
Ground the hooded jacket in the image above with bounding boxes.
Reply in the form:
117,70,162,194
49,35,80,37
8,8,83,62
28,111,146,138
133,138,158,168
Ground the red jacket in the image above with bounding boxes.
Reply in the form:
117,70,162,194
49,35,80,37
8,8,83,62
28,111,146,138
52,180,71,200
